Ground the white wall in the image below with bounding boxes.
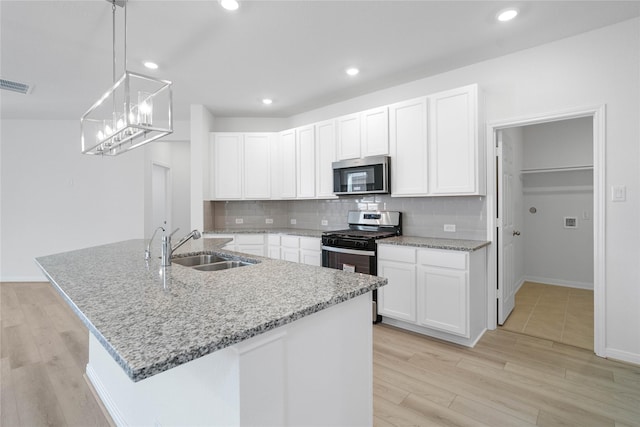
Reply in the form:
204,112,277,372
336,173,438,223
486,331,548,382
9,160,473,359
522,117,593,170
0,120,145,281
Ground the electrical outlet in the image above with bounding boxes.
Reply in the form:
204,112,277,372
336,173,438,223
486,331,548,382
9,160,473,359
290,219,297,225
612,185,626,202
265,218,274,224
235,218,244,224
444,224,456,232
321,220,328,226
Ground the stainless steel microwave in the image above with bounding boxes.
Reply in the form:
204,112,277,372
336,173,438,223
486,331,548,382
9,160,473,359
332,155,390,195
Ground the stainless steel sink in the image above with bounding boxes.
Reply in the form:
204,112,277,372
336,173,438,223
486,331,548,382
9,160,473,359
172,254,230,267
193,261,252,272
172,253,256,272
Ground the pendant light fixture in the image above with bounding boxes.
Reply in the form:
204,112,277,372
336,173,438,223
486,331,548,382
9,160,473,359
80,0,173,156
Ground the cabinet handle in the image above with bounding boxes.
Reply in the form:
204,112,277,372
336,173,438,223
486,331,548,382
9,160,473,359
513,230,521,236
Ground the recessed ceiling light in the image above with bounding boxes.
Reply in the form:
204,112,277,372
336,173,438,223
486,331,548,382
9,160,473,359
262,98,273,105
220,0,239,11
497,8,518,22
143,61,159,70
346,67,359,76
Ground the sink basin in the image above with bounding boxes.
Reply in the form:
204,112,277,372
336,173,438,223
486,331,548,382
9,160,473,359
172,253,257,272
172,254,230,267
193,261,252,272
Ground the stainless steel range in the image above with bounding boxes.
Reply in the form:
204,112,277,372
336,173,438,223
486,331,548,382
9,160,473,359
321,211,402,322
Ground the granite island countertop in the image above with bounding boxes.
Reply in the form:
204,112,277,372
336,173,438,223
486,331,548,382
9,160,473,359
35,239,386,382
378,236,490,251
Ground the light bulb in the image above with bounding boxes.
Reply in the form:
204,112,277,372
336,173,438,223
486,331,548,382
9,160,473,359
497,9,518,22
346,67,360,76
220,0,239,11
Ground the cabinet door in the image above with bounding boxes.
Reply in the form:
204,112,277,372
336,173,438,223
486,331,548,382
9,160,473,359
281,247,299,263
244,133,272,199
389,97,428,196
315,120,337,199
268,246,281,259
212,133,243,200
279,129,297,199
416,266,468,337
429,84,478,195
361,106,389,157
377,260,416,322
336,113,361,160
300,250,321,266
296,125,316,198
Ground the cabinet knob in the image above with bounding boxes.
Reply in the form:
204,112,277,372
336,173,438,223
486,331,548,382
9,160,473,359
513,230,521,236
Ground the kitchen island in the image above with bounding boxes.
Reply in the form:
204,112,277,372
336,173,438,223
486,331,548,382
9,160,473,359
35,239,386,426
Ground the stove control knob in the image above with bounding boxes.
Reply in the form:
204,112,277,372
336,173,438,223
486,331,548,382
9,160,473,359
330,238,338,245
356,241,366,248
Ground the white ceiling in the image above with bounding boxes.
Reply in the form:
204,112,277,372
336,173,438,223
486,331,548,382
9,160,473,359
2,0,639,121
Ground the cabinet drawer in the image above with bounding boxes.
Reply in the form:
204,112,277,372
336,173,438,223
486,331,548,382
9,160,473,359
299,237,321,251
281,235,300,248
267,234,281,246
235,234,265,245
377,245,416,263
417,249,467,270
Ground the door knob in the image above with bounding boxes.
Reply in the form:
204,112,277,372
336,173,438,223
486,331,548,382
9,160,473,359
513,230,521,236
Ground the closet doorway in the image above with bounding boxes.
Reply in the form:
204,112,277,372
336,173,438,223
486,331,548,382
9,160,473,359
498,118,594,350
488,106,605,356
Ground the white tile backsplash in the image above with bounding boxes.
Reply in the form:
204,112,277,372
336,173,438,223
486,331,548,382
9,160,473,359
208,195,486,240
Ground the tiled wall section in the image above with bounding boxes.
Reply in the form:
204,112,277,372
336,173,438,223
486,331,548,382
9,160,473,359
207,195,486,240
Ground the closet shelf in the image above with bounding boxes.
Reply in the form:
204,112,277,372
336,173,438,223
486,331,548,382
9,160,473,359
520,165,593,174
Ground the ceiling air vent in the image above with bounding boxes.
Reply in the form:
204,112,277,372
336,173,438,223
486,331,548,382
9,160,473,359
0,78,32,95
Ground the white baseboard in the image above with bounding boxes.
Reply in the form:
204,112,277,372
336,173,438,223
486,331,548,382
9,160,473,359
86,364,127,427
605,348,640,367
523,275,593,290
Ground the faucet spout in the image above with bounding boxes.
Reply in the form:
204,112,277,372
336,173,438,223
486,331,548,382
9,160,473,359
161,229,202,266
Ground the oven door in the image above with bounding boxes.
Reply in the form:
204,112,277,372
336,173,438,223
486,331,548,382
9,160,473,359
321,246,376,275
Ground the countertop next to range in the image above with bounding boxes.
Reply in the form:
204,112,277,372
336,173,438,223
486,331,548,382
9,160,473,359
205,229,490,251
34,239,386,383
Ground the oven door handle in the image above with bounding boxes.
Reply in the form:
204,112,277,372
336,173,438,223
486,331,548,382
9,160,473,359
321,246,376,257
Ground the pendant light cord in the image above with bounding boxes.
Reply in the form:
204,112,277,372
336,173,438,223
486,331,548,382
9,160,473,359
112,0,116,84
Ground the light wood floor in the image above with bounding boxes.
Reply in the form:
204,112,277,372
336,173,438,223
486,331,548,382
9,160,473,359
501,282,594,350
3,282,640,427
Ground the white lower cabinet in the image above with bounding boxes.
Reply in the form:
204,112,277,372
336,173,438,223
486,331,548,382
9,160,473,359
377,244,487,347
222,234,265,256
299,236,322,266
267,234,281,259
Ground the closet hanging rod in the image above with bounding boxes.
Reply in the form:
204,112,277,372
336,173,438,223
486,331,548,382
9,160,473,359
520,165,594,174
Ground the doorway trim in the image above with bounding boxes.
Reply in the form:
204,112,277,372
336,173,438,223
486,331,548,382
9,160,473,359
485,104,606,357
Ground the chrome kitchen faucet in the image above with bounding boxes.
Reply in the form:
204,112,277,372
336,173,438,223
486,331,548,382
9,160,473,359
161,228,202,266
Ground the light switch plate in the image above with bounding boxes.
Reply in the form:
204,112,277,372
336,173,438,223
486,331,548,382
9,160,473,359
235,218,244,224
290,219,297,225
321,220,328,226
265,218,274,224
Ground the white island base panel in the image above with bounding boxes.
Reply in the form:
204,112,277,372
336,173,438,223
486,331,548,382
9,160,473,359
86,293,373,426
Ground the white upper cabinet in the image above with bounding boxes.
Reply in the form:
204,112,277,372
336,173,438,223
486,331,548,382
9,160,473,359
277,129,297,199
211,132,272,200
243,133,272,199
296,125,316,199
336,113,361,160
389,97,429,197
337,107,389,161
315,119,337,199
361,106,389,157
211,133,243,200
428,84,483,195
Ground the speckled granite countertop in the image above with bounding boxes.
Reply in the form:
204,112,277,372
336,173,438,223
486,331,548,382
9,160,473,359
378,236,490,251
204,228,323,238
35,239,385,382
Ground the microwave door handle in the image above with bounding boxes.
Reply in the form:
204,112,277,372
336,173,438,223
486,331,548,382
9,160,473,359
321,246,376,257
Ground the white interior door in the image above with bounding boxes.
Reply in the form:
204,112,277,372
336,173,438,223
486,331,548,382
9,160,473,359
497,130,518,324
152,163,171,232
